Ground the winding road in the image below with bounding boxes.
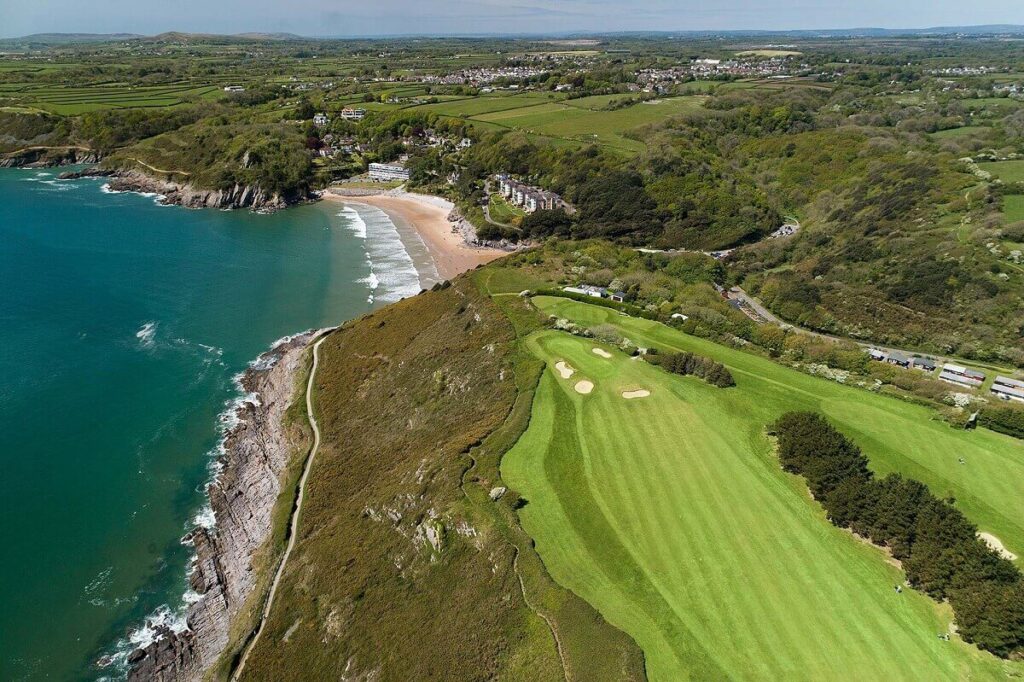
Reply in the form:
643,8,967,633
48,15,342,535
231,330,331,680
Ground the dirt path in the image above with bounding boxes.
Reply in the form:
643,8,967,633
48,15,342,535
231,330,331,680
126,157,191,177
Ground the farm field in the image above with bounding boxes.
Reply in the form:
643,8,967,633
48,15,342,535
501,296,1024,680
979,160,1024,183
436,95,706,154
1005,194,1024,222
0,82,221,114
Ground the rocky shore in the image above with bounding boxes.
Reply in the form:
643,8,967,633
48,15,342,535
125,332,319,681
59,167,310,212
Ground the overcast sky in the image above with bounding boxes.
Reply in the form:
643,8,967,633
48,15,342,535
4,0,1024,39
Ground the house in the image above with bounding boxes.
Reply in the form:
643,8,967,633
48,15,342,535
938,363,985,389
368,162,410,182
911,356,937,372
313,112,329,127
610,291,626,303
671,313,689,321
340,107,366,121
991,376,1024,403
886,351,911,368
458,138,473,148
223,85,245,93
868,348,889,362
563,285,606,298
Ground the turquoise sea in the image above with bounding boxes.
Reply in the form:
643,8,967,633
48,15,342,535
0,168,433,680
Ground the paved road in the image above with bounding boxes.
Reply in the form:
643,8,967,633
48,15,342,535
231,329,331,680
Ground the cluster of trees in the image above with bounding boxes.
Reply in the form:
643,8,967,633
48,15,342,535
648,350,735,387
978,405,1024,440
773,411,1024,657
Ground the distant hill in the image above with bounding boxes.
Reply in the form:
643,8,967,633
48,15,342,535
0,32,143,45
0,31,304,47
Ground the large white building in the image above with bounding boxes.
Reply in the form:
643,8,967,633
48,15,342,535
938,363,985,389
369,162,410,182
991,376,1024,403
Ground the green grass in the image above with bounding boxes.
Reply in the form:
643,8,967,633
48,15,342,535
488,192,526,224
500,296,1024,680
465,96,705,154
1004,194,1024,222
931,125,990,139
980,160,1024,184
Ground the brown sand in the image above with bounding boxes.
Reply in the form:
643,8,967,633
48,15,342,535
978,532,1018,561
323,193,505,280
621,389,651,399
555,361,575,379
574,380,594,394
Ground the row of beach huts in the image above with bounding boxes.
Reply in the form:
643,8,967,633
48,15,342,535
867,348,1024,402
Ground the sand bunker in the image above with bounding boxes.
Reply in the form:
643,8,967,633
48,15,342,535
592,348,612,359
574,380,594,394
978,532,1017,561
621,389,651,399
554,361,575,379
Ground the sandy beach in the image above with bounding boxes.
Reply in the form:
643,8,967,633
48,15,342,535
323,191,505,280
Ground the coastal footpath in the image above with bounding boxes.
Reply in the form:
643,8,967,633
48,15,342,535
126,332,319,681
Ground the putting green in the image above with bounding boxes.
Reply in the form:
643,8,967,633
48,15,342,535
501,299,1024,680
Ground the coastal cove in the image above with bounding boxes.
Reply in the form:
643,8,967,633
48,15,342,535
0,168,436,680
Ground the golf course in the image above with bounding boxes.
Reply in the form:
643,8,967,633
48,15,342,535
501,296,1024,680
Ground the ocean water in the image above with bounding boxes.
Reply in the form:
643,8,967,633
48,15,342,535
0,169,429,680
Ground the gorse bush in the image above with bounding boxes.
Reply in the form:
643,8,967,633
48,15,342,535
772,411,1024,657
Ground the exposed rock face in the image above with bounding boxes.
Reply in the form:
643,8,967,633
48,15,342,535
59,168,310,212
0,146,101,167
127,332,318,681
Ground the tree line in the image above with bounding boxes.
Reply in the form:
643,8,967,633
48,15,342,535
772,411,1024,657
647,350,735,388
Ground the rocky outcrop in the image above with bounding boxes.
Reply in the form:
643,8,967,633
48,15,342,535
0,146,101,168
59,168,310,212
126,332,318,681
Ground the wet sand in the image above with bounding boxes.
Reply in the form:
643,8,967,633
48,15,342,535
323,192,505,280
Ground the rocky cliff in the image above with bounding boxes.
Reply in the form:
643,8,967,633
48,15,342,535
59,168,309,211
126,332,317,681
0,146,101,168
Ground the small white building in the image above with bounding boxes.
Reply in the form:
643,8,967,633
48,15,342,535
563,285,607,298
313,112,329,127
340,107,366,121
368,162,410,182
223,85,245,93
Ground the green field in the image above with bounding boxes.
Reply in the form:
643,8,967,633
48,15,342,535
980,160,1024,184
443,95,705,154
1005,195,1024,222
931,125,991,139
0,82,221,114
501,296,1024,680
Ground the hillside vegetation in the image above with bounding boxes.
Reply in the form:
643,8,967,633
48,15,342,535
236,276,645,680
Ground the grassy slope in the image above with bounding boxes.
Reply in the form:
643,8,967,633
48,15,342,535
238,279,645,681
1005,194,1024,222
502,296,1024,680
979,160,1024,184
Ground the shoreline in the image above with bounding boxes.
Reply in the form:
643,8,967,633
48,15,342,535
322,190,507,280
122,331,320,681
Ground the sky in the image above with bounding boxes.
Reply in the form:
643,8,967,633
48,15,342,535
4,0,1024,39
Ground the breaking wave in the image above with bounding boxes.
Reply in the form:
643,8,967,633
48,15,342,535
339,203,423,305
